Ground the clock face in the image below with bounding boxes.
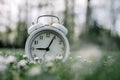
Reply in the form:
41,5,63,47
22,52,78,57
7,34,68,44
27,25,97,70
29,30,66,62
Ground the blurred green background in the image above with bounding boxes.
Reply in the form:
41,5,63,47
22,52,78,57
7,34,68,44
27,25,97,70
0,0,120,80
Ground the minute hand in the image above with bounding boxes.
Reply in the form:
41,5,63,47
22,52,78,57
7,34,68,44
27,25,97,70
47,36,55,48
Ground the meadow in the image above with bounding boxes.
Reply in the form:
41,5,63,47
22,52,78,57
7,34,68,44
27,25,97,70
0,47,120,80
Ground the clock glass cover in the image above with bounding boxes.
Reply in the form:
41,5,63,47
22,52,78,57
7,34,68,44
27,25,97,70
29,30,66,62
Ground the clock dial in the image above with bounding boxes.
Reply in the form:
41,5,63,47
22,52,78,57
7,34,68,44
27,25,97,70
29,30,66,62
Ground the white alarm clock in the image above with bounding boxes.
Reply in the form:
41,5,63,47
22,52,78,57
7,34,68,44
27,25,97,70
25,15,70,62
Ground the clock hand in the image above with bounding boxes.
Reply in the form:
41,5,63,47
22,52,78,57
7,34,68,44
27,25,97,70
36,48,47,50
46,36,55,50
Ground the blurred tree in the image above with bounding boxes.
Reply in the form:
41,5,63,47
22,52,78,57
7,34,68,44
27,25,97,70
85,0,92,32
79,0,93,43
110,0,116,35
5,26,12,47
78,1,119,50
80,19,120,50
0,32,3,47
25,0,29,27
15,21,28,48
0,26,12,47
14,4,28,48
64,0,75,44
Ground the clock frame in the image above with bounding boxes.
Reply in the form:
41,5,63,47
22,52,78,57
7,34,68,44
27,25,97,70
25,25,70,62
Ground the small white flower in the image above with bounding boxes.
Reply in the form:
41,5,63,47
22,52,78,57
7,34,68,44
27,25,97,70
77,56,82,59
27,66,41,76
0,56,7,72
17,60,27,68
23,55,27,59
0,55,6,61
29,60,37,64
0,64,7,72
0,56,7,66
34,57,39,61
6,55,16,64
56,55,63,60
46,61,54,68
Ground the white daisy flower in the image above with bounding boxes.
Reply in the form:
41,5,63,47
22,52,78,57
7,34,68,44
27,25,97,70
0,56,7,72
6,55,16,64
34,57,39,61
23,55,27,60
27,66,41,76
29,60,37,64
17,60,27,68
56,55,63,60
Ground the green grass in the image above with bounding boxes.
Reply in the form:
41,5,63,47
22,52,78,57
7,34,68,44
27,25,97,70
0,49,120,80
0,48,24,55
85,50,120,80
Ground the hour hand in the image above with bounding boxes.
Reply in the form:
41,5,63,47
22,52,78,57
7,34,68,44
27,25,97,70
36,48,46,50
